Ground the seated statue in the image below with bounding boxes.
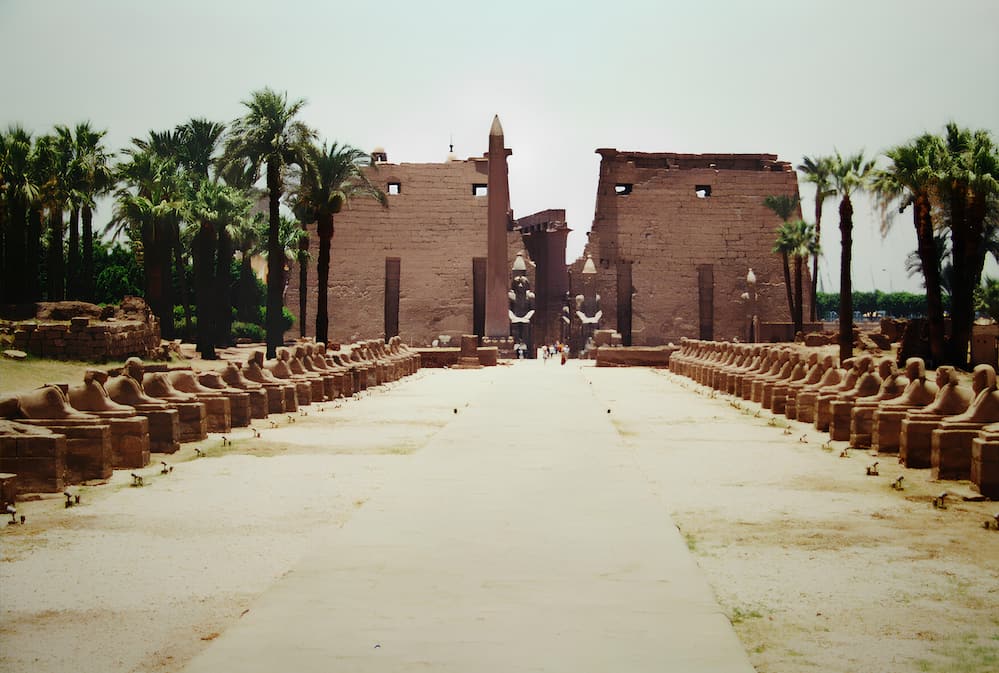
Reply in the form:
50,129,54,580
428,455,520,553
509,273,536,347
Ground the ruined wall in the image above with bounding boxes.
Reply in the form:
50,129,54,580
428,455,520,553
581,150,807,346
286,157,524,346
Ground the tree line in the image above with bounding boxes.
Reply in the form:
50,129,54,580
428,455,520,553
0,88,386,359
766,123,998,368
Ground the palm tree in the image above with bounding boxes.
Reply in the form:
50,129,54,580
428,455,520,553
112,142,185,336
939,124,999,367
797,155,835,321
764,193,801,327
1,126,40,303
870,133,948,365
73,123,114,302
830,150,875,361
293,141,387,345
788,219,819,334
184,180,251,358
221,88,314,358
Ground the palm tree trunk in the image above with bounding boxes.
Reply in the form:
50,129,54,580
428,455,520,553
913,194,946,367
171,222,191,339
67,206,80,299
316,214,332,345
215,226,234,347
265,161,284,359
194,223,216,359
793,255,803,335
5,196,27,302
26,207,42,301
81,204,95,301
838,196,853,362
299,223,308,338
47,208,65,300
810,206,821,322
781,253,794,324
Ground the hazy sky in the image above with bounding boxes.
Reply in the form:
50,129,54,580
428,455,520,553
2,0,997,293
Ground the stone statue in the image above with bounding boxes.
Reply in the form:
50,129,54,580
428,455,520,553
508,276,535,348
575,254,602,343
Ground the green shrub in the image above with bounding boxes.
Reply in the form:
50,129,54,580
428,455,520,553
231,321,265,342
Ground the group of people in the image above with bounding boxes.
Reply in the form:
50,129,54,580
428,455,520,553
538,343,569,365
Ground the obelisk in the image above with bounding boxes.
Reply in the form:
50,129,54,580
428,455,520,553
485,115,512,339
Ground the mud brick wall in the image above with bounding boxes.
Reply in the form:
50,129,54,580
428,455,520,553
12,318,160,361
285,157,525,347
0,432,67,493
580,150,807,346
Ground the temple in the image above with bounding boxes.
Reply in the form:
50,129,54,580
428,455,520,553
285,120,803,353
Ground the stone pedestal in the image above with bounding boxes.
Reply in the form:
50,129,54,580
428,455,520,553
174,402,208,443
872,409,907,453
20,420,112,484
930,424,980,480
135,407,181,454
220,391,251,427
0,430,66,492
107,416,150,468
971,439,999,497
829,400,857,441
261,385,285,415
849,405,878,449
200,396,232,434
796,391,820,424
246,389,268,419
477,347,499,367
454,335,483,369
814,394,837,432
0,472,16,506
900,416,945,468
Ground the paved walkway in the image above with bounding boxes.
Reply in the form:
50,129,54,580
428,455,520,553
183,361,754,672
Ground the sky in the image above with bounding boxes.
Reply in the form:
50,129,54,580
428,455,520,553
2,0,997,293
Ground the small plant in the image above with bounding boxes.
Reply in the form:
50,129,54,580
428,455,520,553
729,606,764,624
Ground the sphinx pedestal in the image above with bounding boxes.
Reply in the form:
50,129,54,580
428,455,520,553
970,439,999,498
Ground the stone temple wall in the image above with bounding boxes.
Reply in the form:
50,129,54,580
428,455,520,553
579,150,807,346
285,156,526,347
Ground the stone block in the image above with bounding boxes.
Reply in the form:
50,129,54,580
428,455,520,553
829,400,856,442
143,408,181,454
174,402,208,443
900,418,939,468
109,416,150,468
971,439,999,497
930,426,978,480
0,472,16,506
872,409,905,454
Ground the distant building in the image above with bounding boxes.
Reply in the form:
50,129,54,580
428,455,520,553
286,129,803,349
577,150,806,345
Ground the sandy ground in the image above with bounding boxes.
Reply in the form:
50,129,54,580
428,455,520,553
1,361,998,672
589,368,999,673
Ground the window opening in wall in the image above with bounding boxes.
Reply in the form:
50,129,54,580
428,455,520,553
387,182,401,195
695,185,712,198
615,183,633,195
472,184,487,196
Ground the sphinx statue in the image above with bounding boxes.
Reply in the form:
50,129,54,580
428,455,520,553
931,365,999,480
899,366,973,468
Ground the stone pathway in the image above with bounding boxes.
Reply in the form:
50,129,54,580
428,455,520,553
182,361,754,672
